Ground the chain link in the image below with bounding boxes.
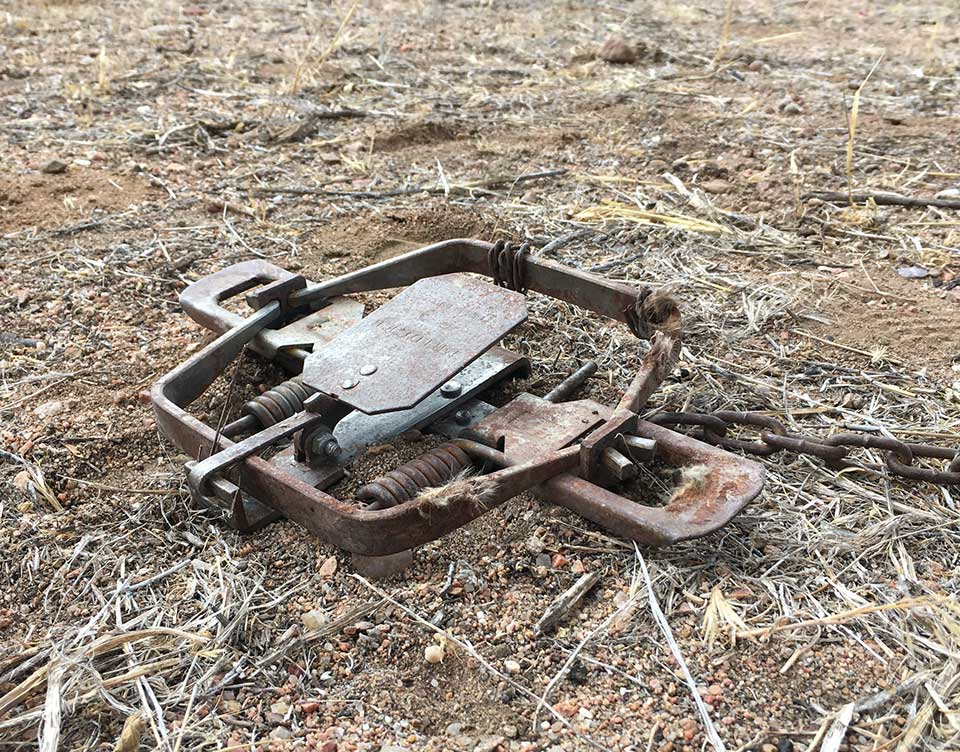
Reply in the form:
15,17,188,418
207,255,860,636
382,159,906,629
648,411,960,486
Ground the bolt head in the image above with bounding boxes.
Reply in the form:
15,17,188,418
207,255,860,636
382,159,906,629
440,380,462,398
454,409,471,426
340,377,359,390
359,364,377,376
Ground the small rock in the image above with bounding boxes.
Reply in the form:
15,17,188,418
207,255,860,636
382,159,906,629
897,265,929,279
302,609,327,631
525,536,545,554
936,188,960,199
747,59,765,72
13,471,31,491
221,700,241,714
599,37,637,64
425,644,445,664
502,724,518,739
475,736,506,752
318,555,338,577
269,727,292,741
700,179,732,195
504,659,521,674
535,553,551,568
34,400,65,419
445,723,463,736
782,102,802,115
41,159,68,174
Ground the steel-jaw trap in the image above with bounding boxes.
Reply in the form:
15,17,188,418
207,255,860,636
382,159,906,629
150,239,764,575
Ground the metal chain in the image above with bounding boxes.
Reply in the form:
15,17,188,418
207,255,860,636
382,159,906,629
648,410,960,486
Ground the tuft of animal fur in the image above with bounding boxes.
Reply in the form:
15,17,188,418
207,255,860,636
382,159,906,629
634,290,682,339
666,464,710,504
415,470,498,518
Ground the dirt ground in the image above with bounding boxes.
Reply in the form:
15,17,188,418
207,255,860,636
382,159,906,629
2,1,959,751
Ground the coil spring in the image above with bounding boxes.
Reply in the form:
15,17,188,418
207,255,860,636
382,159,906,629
488,239,530,293
358,443,473,510
241,376,316,427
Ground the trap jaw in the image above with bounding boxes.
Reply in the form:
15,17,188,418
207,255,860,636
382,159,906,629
151,239,764,574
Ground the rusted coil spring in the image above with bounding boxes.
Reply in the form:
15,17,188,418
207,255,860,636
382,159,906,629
488,239,530,293
242,376,316,427
358,443,473,510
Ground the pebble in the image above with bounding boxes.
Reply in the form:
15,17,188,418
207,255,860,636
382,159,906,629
445,722,462,736
302,608,327,631
40,159,68,174
774,94,802,114
475,736,506,752
504,659,521,674
424,644,445,664
525,535,545,554
318,555,338,577
269,727,292,740
13,471,30,491
897,265,929,279
34,400,66,419
598,36,637,64
502,724,518,738
535,553,552,568
700,179,732,195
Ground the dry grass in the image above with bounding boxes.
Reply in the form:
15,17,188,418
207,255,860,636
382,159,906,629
1,0,958,749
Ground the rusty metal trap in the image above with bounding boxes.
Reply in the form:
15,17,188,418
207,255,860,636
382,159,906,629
150,238,766,576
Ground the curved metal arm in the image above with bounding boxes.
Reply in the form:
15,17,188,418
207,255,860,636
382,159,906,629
539,421,765,546
288,238,663,335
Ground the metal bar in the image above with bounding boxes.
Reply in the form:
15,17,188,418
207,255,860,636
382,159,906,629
289,239,647,331
601,447,637,481
617,333,679,413
543,361,597,403
187,410,327,501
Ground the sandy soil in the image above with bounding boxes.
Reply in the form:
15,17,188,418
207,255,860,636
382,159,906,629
1,1,959,751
